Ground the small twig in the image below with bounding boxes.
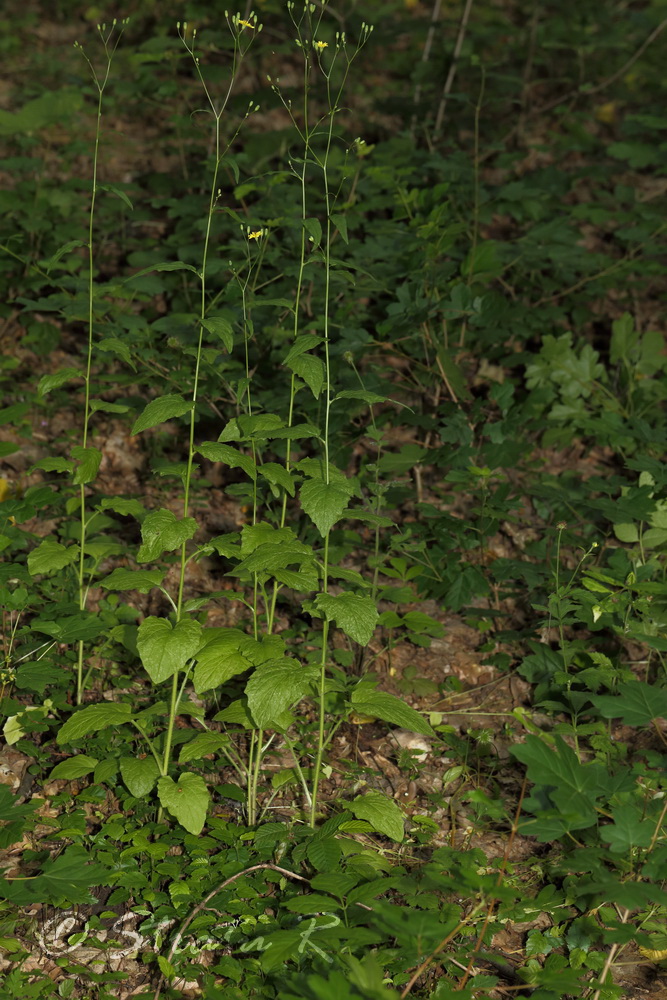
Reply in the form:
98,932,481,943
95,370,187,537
433,0,475,138
588,907,629,1000
483,16,667,160
457,777,527,991
411,0,443,133
152,863,309,1000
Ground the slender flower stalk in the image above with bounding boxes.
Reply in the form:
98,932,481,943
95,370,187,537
74,20,127,705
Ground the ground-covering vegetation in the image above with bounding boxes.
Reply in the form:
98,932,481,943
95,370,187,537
1,0,666,997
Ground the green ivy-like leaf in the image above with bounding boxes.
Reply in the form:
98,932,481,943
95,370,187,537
157,772,209,834
512,735,605,831
591,681,667,726
601,804,655,853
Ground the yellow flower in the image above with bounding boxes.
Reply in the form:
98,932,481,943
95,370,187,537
314,40,328,51
247,229,264,240
237,18,255,30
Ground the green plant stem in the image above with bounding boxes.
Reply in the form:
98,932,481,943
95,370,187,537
74,22,125,704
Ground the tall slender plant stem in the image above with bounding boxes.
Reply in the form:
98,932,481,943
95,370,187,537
160,18,257,779
308,23,373,824
74,21,126,705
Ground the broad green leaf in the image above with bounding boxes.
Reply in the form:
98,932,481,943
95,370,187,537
202,315,234,352
334,389,388,405
132,394,194,435
214,699,255,728
99,497,146,518
259,462,296,496
179,732,230,763
197,441,257,480
57,702,133,744
30,457,74,475
100,568,164,593
245,660,316,728
0,784,38,825
261,422,320,441
126,260,199,283
157,956,177,982
94,759,118,785
120,756,160,797
15,661,63,695
157,772,209,835
241,522,294,555
85,539,123,561
511,735,605,830
283,335,322,366
284,893,342,913
194,649,252,693
89,399,129,414
48,755,98,781
287,353,325,398
234,541,314,575
71,445,102,485
304,217,322,247
300,479,349,536
45,239,87,273
349,791,405,842
342,509,394,529
30,612,105,643
273,567,319,591
98,183,133,210
331,212,348,244
306,836,342,872
97,337,135,369
297,459,356,491
350,688,434,736
601,804,655,853
136,508,198,563
0,845,110,906
314,592,379,645
613,522,639,543
38,368,80,396
591,681,667,726
137,617,202,684
28,538,78,576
